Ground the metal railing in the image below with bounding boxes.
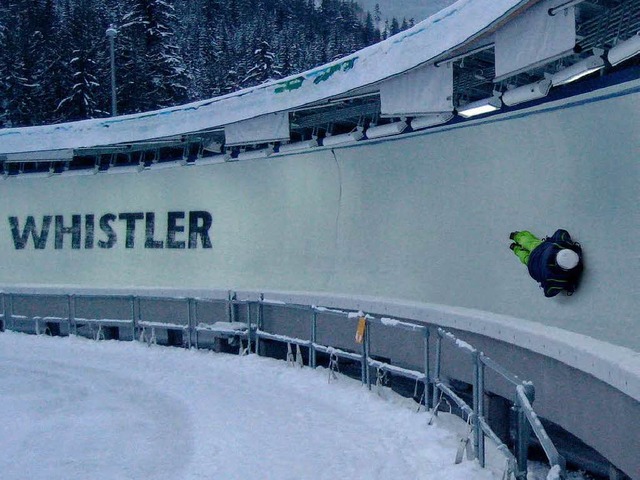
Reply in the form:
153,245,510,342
0,289,566,479
432,328,566,479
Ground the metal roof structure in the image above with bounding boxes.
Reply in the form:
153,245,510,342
0,0,639,178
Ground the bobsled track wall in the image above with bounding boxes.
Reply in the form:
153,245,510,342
0,79,639,477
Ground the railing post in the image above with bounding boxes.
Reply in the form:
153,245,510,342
228,291,236,323
364,318,371,390
310,309,317,368
9,293,14,331
130,295,136,341
187,298,194,349
67,294,74,336
194,300,200,350
423,327,431,409
255,294,263,356
136,296,142,342
432,329,442,411
474,352,486,467
1,292,5,332
245,301,251,353
514,383,534,480
360,317,367,386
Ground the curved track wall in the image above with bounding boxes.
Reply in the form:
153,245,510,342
2,80,638,351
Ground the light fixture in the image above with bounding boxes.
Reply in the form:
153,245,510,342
502,79,552,106
457,96,502,118
236,146,274,161
410,112,454,130
278,139,318,154
365,121,408,139
607,33,640,66
322,127,364,147
550,54,604,86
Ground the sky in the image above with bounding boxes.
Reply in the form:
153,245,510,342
0,331,578,480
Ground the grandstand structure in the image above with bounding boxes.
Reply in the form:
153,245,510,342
1,1,639,478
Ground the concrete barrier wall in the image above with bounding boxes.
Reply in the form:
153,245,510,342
1,79,637,353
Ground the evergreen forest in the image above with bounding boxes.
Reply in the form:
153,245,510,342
0,0,413,128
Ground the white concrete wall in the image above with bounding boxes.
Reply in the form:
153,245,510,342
1,79,638,357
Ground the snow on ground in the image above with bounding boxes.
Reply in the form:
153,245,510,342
0,332,583,479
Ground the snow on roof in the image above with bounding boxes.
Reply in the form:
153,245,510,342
0,0,531,155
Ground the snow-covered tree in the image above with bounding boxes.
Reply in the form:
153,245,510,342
242,40,282,87
1,0,381,126
119,0,189,112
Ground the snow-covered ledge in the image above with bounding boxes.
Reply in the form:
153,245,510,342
239,289,640,403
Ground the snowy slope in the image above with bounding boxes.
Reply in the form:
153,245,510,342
0,0,530,154
0,332,500,480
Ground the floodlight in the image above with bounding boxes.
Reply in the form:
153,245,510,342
457,96,502,118
607,33,640,66
365,121,408,139
278,139,319,154
322,128,364,147
550,54,604,86
502,79,552,106
410,112,454,130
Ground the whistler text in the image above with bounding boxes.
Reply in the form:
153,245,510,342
8,211,213,250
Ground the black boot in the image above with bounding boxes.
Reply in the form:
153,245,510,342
509,231,519,240
509,243,517,251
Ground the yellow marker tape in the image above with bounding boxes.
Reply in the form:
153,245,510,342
355,316,366,344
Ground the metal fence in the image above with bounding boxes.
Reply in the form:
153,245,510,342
0,290,566,479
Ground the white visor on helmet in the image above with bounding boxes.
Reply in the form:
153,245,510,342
556,249,579,270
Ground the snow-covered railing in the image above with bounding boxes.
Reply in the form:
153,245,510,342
252,301,431,394
432,327,566,480
0,289,566,479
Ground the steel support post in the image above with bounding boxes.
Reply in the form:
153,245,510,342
423,327,431,409
187,298,194,349
474,352,486,467
361,318,367,386
514,398,531,480
432,331,442,411
364,320,371,390
194,301,200,350
246,302,251,353
70,295,77,335
130,295,136,341
1,292,5,332
229,292,236,323
310,310,317,368
9,294,14,331
255,295,263,356
136,296,142,342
